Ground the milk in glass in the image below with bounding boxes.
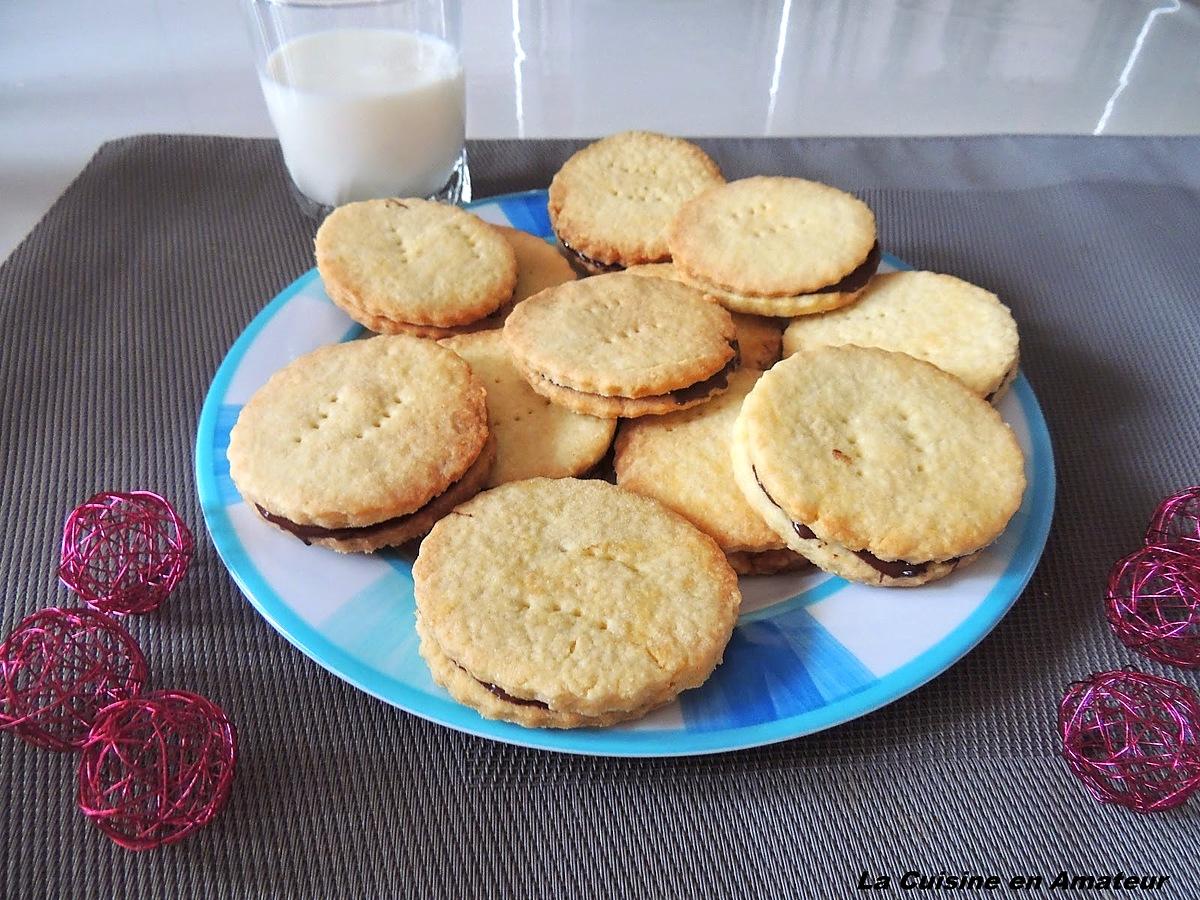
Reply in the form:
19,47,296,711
260,28,465,206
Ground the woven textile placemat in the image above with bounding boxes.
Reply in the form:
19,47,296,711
2,135,1199,898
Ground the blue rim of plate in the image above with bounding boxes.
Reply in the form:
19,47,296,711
196,189,1055,757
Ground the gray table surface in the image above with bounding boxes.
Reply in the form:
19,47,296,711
2,135,1200,898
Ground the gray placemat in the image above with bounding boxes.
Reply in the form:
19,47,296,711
3,134,1200,898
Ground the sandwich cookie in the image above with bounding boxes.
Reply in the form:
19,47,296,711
668,176,879,310
440,330,615,487
782,270,1020,402
227,335,492,553
503,272,739,418
315,198,517,335
615,368,807,576
732,346,1025,586
548,131,724,274
625,264,784,364
368,225,580,340
413,478,740,727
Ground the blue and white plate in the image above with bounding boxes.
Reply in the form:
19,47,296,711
196,190,1055,757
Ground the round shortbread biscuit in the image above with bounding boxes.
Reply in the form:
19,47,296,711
614,369,787,556
360,228,577,340
503,272,737,400
315,198,518,328
416,614,665,729
440,330,615,487
228,334,489,530
548,131,724,268
669,176,877,297
731,347,1025,586
782,271,1020,400
730,417,980,586
414,478,740,717
624,261,864,318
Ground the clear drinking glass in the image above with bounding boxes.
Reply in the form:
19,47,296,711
245,0,469,217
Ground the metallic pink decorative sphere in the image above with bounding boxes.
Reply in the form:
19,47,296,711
1059,670,1200,813
78,690,237,850
59,491,193,615
1106,544,1200,668
0,607,148,751
1146,486,1200,554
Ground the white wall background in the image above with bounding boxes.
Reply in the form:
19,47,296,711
3,0,1198,260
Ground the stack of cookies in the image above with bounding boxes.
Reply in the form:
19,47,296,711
414,479,739,727
732,347,1024,587
227,335,494,554
228,129,1029,730
502,272,740,418
547,130,724,273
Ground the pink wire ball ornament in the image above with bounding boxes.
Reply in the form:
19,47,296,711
1146,486,1200,554
1059,670,1200,813
59,491,194,616
78,690,237,851
0,608,149,751
1106,544,1200,668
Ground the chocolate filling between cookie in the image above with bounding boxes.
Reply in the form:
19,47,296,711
258,505,418,545
256,465,474,545
537,341,741,406
480,681,549,708
983,361,1018,404
808,241,881,295
448,659,550,708
557,237,626,274
668,343,741,403
750,466,959,580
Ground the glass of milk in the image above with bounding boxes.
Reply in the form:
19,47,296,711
246,0,469,215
